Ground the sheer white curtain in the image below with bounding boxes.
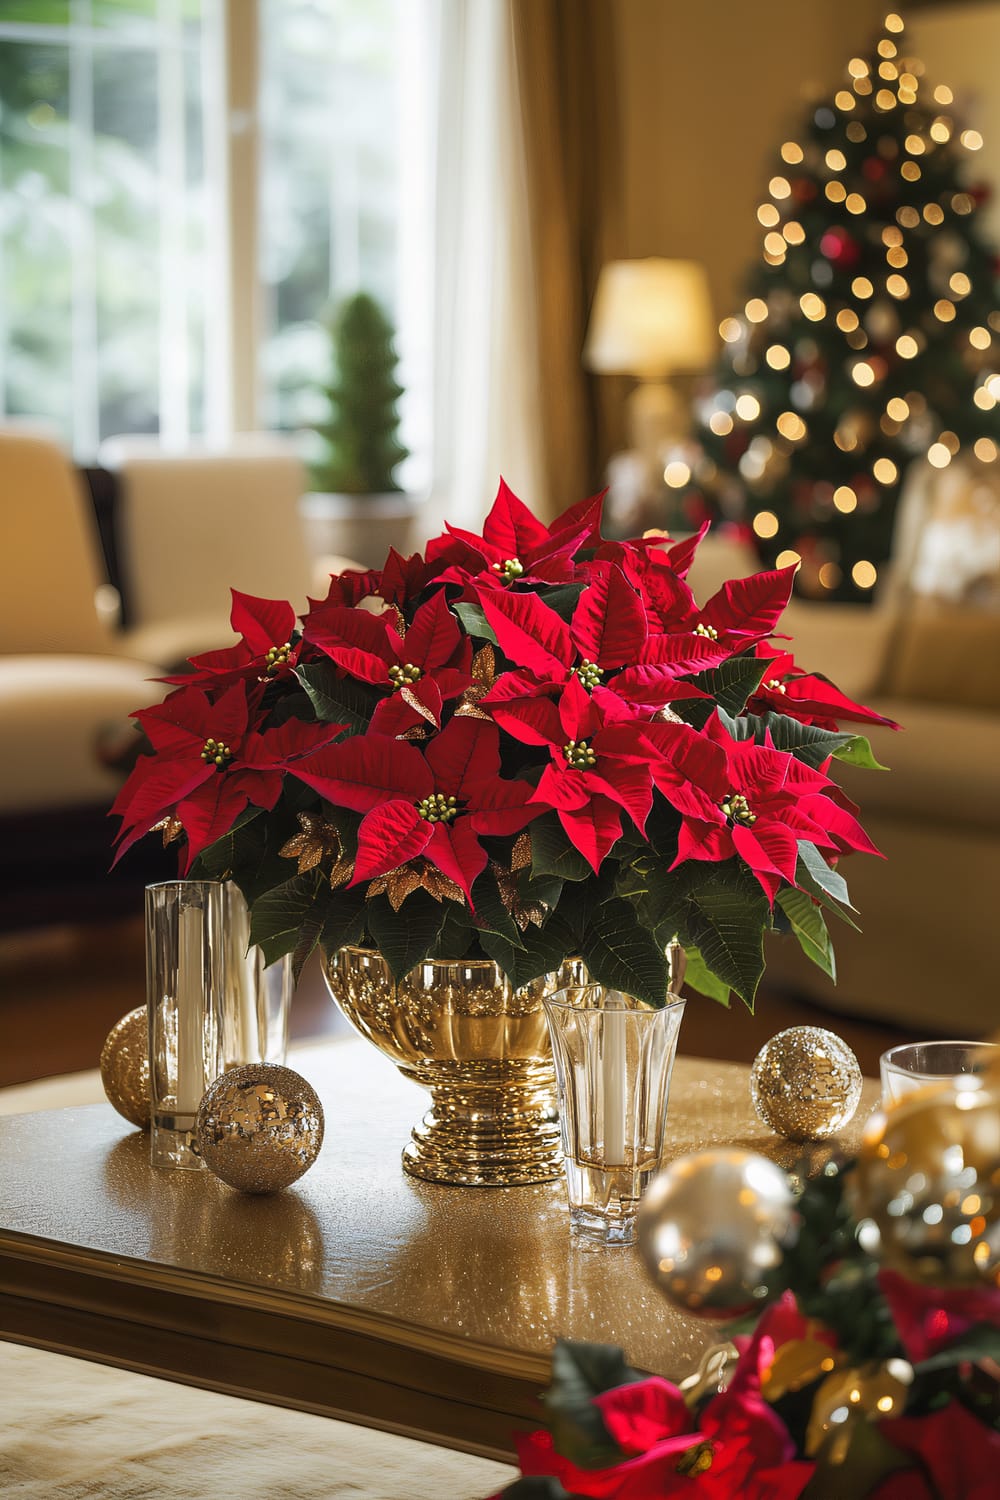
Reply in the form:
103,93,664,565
412,0,545,534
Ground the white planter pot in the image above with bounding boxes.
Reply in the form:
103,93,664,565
300,491,421,572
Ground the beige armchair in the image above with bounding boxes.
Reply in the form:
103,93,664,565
0,428,172,928
101,435,319,669
0,429,164,816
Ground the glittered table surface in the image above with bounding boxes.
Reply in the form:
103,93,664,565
0,1040,879,1456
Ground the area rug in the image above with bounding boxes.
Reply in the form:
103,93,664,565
0,1343,515,1499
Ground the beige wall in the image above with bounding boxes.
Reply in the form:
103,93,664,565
616,0,887,321
910,2,1000,245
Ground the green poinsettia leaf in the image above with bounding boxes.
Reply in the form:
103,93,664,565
471,870,527,950
429,901,475,960
295,662,377,734
189,805,266,883
366,890,446,982
681,944,732,1006
751,711,855,769
500,1480,572,1499
538,583,586,622
691,655,770,717
678,861,768,1010
715,707,755,740
249,870,327,967
479,912,576,992
913,1324,1000,1374
796,840,861,931
776,885,837,981
319,884,368,957
831,733,890,771
530,813,593,882
580,897,670,1008
452,601,499,645
290,902,327,985
542,1340,642,1473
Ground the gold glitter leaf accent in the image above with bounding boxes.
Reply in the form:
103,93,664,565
369,861,465,911
471,643,497,687
400,684,438,726
454,685,492,719
491,860,547,931
151,816,184,847
386,604,407,637
279,812,343,876
512,831,532,872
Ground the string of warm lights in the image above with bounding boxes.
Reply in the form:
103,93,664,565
688,9,1000,601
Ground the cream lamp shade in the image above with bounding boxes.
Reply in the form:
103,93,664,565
584,259,715,378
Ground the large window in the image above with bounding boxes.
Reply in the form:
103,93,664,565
0,0,428,477
0,0,223,456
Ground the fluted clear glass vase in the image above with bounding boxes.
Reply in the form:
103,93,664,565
324,946,587,1186
544,984,686,1244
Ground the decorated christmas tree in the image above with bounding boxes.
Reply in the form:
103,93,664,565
693,9,1000,601
311,292,409,495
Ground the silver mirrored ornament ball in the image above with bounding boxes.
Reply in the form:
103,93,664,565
750,1026,863,1141
195,1063,324,1194
637,1148,798,1319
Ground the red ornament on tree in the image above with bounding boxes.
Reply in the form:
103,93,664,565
819,227,861,269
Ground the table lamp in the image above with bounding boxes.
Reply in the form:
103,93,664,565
584,258,715,479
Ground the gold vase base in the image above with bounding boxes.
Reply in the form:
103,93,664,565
401,1093,563,1188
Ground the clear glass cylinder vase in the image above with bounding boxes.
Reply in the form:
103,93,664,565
218,882,292,1071
544,985,686,1245
146,880,224,1170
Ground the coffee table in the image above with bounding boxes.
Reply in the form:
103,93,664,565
0,1039,877,1461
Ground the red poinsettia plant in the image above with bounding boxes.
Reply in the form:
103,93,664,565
112,483,893,1006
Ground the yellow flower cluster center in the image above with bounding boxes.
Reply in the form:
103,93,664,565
416,792,458,823
388,662,423,689
200,737,233,770
264,641,293,675
563,738,598,770
573,658,603,690
721,791,757,825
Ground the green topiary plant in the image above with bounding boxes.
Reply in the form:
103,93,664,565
311,292,409,495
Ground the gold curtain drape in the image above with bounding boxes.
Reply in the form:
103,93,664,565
510,0,627,517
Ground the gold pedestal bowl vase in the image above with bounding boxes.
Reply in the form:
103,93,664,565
324,946,585,1187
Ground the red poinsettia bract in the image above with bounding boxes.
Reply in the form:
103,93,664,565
643,713,882,902
749,644,900,731
111,680,346,869
429,478,604,590
489,674,656,871
304,588,471,736
289,716,541,904
160,590,302,689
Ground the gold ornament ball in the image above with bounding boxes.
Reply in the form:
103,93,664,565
637,1149,798,1319
848,1075,1000,1287
195,1064,324,1194
99,1006,151,1129
750,1026,863,1141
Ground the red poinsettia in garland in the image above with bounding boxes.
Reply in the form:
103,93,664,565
111,482,895,1005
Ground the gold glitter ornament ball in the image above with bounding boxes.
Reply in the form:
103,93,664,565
750,1026,863,1141
637,1149,798,1319
848,1075,1000,1287
195,1064,324,1194
100,1006,151,1129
